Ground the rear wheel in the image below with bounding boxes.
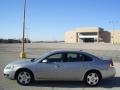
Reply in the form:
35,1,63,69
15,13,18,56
84,71,101,86
16,70,33,85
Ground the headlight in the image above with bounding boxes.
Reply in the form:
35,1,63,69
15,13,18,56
5,65,16,70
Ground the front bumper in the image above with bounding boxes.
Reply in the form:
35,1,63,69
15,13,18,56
3,69,16,79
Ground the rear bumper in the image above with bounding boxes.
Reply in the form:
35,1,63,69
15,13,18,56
101,67,116,79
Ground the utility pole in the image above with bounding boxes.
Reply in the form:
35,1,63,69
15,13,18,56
20,0,26,59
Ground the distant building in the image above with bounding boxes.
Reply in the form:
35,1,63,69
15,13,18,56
65,27,120,44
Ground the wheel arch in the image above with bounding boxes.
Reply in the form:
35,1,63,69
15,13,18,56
15,68,35,80
83,69,102,80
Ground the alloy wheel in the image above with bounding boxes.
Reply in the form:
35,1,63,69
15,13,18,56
85,72,100,86
17,71,32,85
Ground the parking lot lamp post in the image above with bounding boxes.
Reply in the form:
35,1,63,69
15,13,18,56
20,0,26,59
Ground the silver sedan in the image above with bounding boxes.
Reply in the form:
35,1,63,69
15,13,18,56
3,50,116,86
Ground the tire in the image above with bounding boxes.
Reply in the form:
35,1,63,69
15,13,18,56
16,70,33,85
84,71,101,86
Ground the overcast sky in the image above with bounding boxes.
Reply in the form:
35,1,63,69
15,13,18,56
0,0,120,41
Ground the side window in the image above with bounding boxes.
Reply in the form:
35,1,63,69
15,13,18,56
67,53,79,62
79,53,93,61
79,54,85,61
46,53,63,62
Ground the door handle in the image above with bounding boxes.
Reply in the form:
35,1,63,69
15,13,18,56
54,64,61,68
57,65,60,68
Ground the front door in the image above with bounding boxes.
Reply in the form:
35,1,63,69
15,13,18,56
35,53,64,80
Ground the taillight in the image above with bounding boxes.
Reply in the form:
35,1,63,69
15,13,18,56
109,60,114,67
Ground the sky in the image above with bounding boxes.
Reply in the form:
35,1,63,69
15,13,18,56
0,0,120,41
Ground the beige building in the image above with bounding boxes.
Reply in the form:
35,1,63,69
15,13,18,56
111,31,120,44
65,27,120,44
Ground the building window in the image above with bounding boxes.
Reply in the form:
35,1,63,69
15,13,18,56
80,32,97,36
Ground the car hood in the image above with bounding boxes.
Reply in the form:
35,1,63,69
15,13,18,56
8,59,33,65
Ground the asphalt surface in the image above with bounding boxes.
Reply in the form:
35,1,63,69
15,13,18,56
0,43,120,90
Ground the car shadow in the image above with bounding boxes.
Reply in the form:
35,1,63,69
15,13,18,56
99,77,120,88
29,77,120,88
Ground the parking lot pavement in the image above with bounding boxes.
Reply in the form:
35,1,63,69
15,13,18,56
0,43,120,90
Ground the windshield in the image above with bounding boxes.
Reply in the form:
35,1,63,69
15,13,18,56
31,51,51,62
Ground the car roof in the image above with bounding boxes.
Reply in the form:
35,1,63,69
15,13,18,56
49,50,96,57
49,50,83,53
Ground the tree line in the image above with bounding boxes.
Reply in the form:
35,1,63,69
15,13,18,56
0,38,31,43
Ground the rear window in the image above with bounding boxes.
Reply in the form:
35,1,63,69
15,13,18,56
79,53,93,61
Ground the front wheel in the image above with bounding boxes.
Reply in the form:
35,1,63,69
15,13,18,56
84,71,101,86
16,70,33,85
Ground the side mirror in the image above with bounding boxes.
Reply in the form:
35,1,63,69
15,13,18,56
42,59,48,63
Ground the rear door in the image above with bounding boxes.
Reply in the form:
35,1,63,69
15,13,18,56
61,52,84,80
61,52,93,80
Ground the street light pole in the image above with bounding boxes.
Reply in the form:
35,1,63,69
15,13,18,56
23,0,26,53
20,0,26,59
